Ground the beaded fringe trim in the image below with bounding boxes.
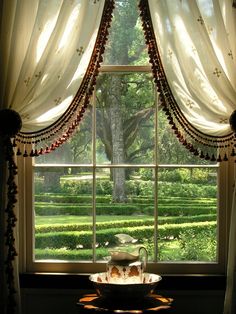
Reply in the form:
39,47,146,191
14,0,115,159
139,0,234,162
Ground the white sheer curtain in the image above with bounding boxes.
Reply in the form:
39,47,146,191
0,0,105,132
0,1,114,314
147,0,236,138
141,0,236,313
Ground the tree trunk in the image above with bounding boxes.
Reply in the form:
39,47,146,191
109,75,126,202
43,170,62,192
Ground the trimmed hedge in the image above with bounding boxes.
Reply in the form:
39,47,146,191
35,248,93,260
36,214,216,234
35,221,216,249
36,219,153,234
35,203,147,216
35,247,110,260
35,202,216,216
57,180,217,198
35,194,217,206
35,194,111,204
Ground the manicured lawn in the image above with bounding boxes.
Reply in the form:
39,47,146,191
34,240,182,261
35,215,149,225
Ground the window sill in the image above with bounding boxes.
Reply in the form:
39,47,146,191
20,273,226,291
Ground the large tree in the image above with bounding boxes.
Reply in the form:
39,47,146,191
37,1,208,195
96,1,152,202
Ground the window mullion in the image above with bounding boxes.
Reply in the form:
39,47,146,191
92,91,97,262
154,89,159,263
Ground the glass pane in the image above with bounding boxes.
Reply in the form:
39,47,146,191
96,73,155,164
36,110,92,164
103,0,149,65
95,167,155,262
157,167,218,262
34,167,93,261
157,109,217,165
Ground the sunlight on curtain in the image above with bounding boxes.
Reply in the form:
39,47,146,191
142,1,236,313
147,0,236,138
0,1,114,314
0,0,105,132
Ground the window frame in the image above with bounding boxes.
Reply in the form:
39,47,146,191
19,65,231,275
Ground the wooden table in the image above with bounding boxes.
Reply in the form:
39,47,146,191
77,293,173,313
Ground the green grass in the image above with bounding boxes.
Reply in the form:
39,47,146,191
158,240,182,261
34,240,204,262
35,215,148,225
35,214,216,229
33,192,217,262
34,240,182,261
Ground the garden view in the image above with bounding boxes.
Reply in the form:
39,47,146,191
33,1,218,264
34,165,217,262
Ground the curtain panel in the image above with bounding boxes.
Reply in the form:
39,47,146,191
139,1,236,313
0,0,114,156
140,0,236,161
0,1,114,313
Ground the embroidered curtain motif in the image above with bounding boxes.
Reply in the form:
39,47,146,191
139,0,236,162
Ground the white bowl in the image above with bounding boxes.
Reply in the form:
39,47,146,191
89,272,162,300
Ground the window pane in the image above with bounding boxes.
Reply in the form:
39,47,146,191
157,167,218,262
36,110,92,164
95,167,155,262
103,0,149,65
158,109,217,165
96,73,155,164
34,167,93,261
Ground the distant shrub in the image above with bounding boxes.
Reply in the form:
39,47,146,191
61,180,92,194
159,168,216,184
140,169,154,180
159,169,182,182
35,177,45,194
96,180,113,195
158,182,216,198
179,228,217,261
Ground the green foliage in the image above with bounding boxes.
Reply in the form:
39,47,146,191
60,180,92,194
179,228,217,261
35,247,110,261
35,194,111,204
159,169,182,182
35,178,45,194
35,202,216,217
158,182,216,198
33,2,218,263
97,180,113,195
157,110,217,165
35,193,216,206
36,219,154,234
36,214,216,234
139,169,154,180
158,168,216,184
36,172,217,198
35,248,93,260
103,1,147,65
35,221,216,250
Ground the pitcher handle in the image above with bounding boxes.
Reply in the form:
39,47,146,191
139,246,148,271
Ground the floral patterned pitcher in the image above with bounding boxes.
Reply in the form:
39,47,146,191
107,246,148,284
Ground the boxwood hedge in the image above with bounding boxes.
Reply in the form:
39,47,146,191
35,221,216,249
35,203,216,216
36,214,216,234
